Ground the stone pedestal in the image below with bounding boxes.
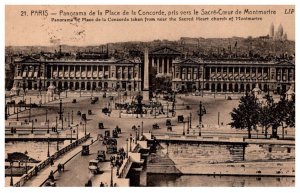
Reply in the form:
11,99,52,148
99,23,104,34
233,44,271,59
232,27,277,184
142,91,149,102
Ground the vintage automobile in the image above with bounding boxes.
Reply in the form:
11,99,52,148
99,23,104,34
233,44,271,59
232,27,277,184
166,119,172,126
81,145,89,156
102,107,110,114
72,99,77,103
77,111,81,116
81,113,87,121
88,159,100,174
98,122,104,129
97,150,106,162
105,138,117,154
88,110,92,115
178,115,184,123
152,123,160,129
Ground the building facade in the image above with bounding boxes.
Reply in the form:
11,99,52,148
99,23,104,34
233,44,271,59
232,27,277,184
12,47,295,95
13,57,142,92
172,58,295,94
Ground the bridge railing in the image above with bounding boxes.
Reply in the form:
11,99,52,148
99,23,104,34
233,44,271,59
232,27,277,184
118,157,131,178
13,133,90,187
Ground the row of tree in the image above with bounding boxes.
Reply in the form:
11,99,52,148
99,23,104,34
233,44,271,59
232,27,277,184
230,92,295,139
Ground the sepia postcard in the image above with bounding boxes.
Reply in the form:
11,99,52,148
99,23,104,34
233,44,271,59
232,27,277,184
4,4,295,188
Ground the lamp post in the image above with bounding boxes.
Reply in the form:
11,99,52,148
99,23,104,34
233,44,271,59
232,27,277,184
183,121,185,135
47,137,50,157
25,157,28,174
10,161,13,186
16,107,19,121
47,120,50,134
187,117,190,134
71,110,73,125
68,112,70,127
126,138,129,158
199,101,202,136
84,120,87,136
57,131,59,151
29,97,31,122
129,134,132,152
110,163,114,187
13,103,15,114
190,112,192,129
55,116,58,131
137,125,140,142
31,120,34,134
70,127,73,143
141,121,144,136
76,124,79,140
154,106,157,118
167,102,169,118
45,109,48,122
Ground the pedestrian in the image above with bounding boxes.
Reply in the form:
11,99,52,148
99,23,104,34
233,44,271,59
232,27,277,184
49,170,54,182
114,183,117,187
100,182,104,187
50,157,54,167
104,182,108,187
57,163,61,173
34,166,38,176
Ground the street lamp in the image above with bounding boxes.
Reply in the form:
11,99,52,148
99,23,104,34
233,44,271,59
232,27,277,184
10,161,13,186
57,131,59,151
187,117,190,134
84,120,87,136
70,127,73,143
141,121,144,136
68,112,70,127
129,134,132,152
126,138,129,158
45,109,48,122
29,97,31,122
16,106,19,121
55,116,58,132
47,137,50,157
71,110,73,125
76,124,79,140
167,102,169,118
137,125,140,142
199,101,202,136
190,111,192,129
110,163,114,187
47,120,50,134
183,121,185,135
31,120,34,134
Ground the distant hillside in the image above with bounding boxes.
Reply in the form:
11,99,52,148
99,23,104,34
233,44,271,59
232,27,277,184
5,36,295,59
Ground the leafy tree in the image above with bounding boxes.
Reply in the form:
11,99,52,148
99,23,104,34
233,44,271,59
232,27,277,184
229,92,260,139
286,94,295,128
258,94,274,138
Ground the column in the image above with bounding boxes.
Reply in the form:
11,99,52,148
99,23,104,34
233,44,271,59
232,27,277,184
256,67,258,81
80,66,82,79
238,67,240,80
97,66,99,79
121,66,123,80
167,58,169,75
62,65,65,79
162,57,165,74
85,66,88,79
51,65,53,78
209,67,212,80
91,65,93,79
68,65,70,79
280,68,283,81
103,66,105,79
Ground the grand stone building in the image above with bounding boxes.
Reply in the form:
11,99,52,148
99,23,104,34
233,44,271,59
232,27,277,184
12,46,295,95
13,56,142,92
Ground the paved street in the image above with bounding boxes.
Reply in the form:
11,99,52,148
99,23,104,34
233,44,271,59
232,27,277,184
5,91,295,187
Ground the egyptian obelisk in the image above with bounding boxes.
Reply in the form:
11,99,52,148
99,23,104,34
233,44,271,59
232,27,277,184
143,48,149,101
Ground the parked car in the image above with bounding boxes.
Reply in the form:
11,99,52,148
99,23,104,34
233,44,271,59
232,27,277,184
77,111,81,116
88,110,92,115
72,99,76,103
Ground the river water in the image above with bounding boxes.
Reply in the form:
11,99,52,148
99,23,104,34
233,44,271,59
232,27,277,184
147,174,295,187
